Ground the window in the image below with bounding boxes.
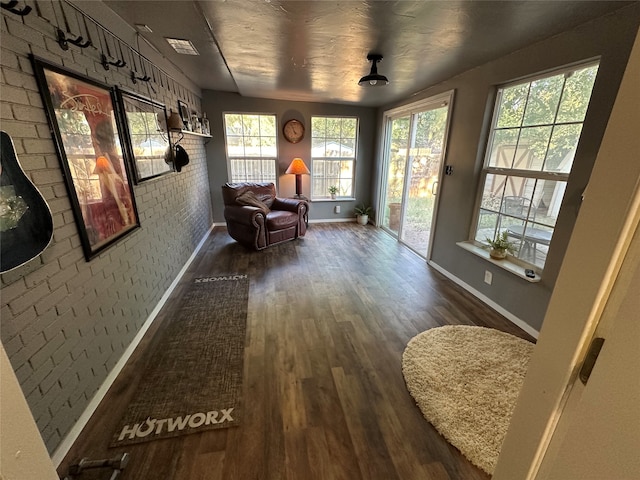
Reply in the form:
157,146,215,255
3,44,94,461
311,116,358,199
474,62,599,269
224,113,277,183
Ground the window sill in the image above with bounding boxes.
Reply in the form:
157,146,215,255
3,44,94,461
456,241,541,283
311,197,356,203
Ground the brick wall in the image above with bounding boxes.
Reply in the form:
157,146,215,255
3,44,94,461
0,7,212,453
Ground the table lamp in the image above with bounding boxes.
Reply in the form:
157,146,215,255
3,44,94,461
285,157,310,198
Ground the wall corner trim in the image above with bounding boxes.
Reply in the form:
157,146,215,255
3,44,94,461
50,224,215,467
428,260,540,339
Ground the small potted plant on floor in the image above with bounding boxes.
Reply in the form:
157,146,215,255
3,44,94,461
328,185,339,199
355,204,372,225
486,231,516,259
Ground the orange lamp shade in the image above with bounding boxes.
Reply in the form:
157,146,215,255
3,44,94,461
285,158,310,175
93,155,111,174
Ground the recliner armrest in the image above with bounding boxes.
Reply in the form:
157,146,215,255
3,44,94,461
224,205,266,226
272,197,308,212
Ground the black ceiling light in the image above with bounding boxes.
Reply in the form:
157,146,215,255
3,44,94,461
358,53,389,87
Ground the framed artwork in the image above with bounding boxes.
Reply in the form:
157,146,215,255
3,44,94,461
116,89,174,183
32,56,140,261
178,100,189,130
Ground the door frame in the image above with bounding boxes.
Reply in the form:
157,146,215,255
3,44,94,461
377,90,455,259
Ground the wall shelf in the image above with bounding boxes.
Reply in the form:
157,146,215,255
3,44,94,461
170,129,211,139
180,130,211,138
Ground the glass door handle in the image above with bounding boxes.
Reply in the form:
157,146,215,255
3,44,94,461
431,181,439,196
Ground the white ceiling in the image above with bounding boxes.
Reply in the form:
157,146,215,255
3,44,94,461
100,0,632,107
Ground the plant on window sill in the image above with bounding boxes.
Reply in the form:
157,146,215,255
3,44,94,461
486,231,517,260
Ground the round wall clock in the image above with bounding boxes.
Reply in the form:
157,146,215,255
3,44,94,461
283,119,305,143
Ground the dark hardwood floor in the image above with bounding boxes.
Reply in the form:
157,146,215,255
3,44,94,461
58,223,534,480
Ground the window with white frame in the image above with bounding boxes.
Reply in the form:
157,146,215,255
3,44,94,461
223,113,277,183
474,62,599,269
311,116,358,199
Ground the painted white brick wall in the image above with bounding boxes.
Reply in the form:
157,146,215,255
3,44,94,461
0,6,213,453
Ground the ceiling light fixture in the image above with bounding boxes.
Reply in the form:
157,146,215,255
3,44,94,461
165,38,199,55
358,53,389,87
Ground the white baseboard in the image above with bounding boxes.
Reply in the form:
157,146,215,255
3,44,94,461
428,260,539,339
309,218,357,224
51,225,214,466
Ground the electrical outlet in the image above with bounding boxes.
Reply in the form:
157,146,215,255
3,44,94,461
484,270,493,285
335,205,340,213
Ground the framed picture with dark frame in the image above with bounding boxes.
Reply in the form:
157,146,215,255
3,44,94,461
31,56,140,261
178,100,189,130
115,89,174,183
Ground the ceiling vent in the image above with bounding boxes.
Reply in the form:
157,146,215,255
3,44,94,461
165,38,199,55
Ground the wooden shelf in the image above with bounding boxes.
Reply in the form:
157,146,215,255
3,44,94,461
170,129,211,139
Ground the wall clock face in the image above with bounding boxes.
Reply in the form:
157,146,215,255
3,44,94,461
283,119,305,143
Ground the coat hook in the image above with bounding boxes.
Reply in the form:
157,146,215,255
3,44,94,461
131,70,150,84
68,35,92,48
56,28,69,51
101,54,126,70
56,27,90,51
58,3,91,49
1,1,32,16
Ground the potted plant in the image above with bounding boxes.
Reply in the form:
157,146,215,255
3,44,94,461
486,231,516,259
328,185,339,199
355,204,372,225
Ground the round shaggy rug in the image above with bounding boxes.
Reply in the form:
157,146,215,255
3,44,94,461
402,325,534,475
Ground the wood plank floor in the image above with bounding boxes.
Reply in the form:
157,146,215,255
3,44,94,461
58,223,535,480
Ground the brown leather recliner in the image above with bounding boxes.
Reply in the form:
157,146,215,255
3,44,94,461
221,182,309,250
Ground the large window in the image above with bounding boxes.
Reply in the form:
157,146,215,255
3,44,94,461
311,116,358,199
224,113,277,183
474,62,599,269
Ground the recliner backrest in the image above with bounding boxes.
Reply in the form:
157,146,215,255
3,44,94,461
222,182,277,208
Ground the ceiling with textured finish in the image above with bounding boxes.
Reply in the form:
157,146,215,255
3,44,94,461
102,0,631,107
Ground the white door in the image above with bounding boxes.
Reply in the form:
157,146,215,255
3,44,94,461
536,220,640,479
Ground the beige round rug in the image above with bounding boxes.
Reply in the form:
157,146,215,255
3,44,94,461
402,325,534,475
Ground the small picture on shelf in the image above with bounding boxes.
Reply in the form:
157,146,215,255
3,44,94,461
178,100,190,131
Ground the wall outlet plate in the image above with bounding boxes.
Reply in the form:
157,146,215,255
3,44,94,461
484,270,493,285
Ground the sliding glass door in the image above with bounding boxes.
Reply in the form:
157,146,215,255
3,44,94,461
380,92,454,258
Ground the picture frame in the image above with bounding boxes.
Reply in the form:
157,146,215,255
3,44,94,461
178,100,190,130
115,89,174,183
32,56,140,261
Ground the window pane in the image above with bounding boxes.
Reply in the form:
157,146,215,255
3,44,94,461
496,84,528,128
260,115,276,136
260,137,276,157
522,74,564,126
557,65,599,123
514,126,552,171
312,117,326,136
226,136,244,156
544,124,582,173
225,114,243,135
480,173,507,211
487,129,519,168
326,118,341,138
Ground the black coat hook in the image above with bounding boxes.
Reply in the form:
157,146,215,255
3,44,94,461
56,28,69,51
101,54,126,70
131,71,151,84
1,1,32,16
68,35,91,48
56,28,91,50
